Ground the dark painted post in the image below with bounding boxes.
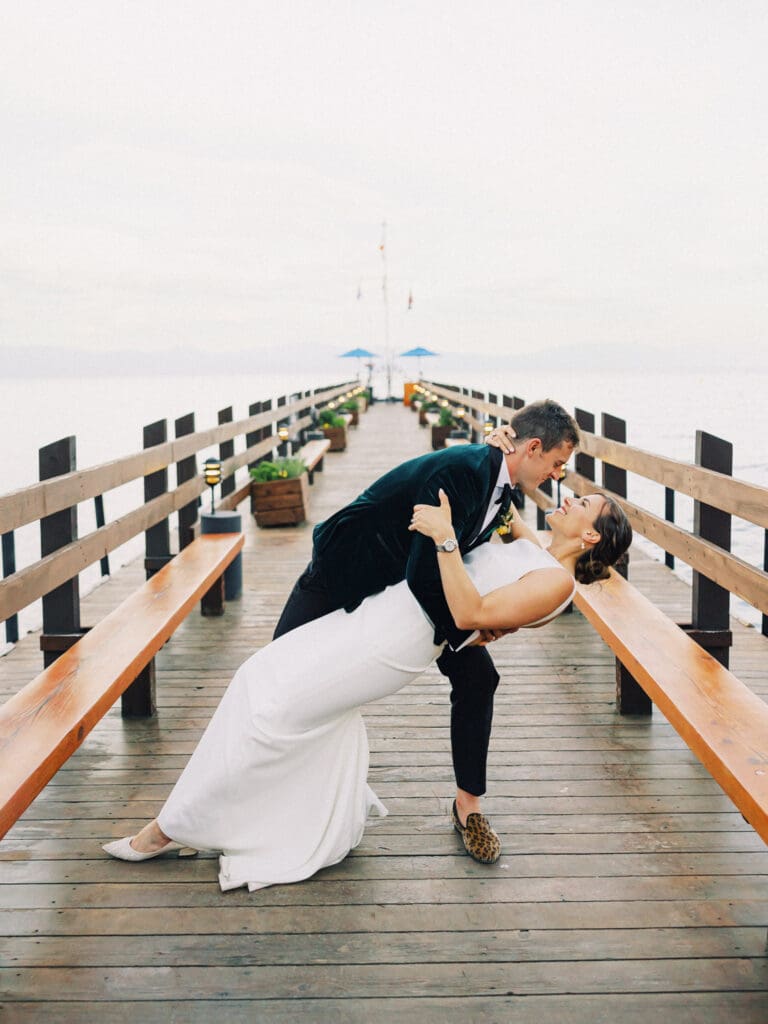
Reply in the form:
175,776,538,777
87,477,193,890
247,401,262,471
601,413,628,578
513,397,524,410
261,398,273,462
143,419,172,580
574,409,595,486
175,413,198,551
665,488,676,569
690,431,733,668
39,437,82,668
599,412,648,714
218,406,235,500
502,395,524,509
2,532,18,644
471,389,483,443
536,480,552,531
94,495,110,576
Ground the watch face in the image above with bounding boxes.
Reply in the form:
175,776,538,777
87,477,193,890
440,538,457,552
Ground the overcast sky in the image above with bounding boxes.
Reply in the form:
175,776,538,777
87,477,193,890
2,1,767,367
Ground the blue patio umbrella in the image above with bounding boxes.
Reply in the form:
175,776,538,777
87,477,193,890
400,345,438,377
340,347,378,379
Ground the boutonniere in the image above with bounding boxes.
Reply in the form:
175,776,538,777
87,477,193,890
496,507,514,536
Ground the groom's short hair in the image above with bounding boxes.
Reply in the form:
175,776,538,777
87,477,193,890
510,400,580,451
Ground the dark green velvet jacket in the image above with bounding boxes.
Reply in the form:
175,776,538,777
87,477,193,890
311,444,505,648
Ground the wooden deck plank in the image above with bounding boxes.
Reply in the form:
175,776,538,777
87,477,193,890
2,400,768,1017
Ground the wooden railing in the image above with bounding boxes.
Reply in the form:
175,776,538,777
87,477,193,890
0,382,356,644
420,379,768,646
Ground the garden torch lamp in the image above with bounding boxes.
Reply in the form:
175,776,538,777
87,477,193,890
203,458,222,514
483,418,494,437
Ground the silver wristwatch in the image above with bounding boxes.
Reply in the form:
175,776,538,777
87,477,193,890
435,537,458,553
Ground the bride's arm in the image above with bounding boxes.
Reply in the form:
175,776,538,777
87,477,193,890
409,490,572,631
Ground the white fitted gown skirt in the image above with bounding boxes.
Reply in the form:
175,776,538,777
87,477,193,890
157,540,567,892
157,579,442,891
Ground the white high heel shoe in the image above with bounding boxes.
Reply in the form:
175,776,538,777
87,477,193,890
102,837,193,861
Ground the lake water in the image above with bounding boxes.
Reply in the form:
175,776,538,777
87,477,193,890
3,363,766,640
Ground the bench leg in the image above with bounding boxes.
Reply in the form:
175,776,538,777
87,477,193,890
616,660,652,715
122,659,156,718
307,468,315,485
201,575,225,617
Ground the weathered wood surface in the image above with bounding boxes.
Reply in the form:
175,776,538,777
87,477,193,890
0,533,244,838
1,401,768,1022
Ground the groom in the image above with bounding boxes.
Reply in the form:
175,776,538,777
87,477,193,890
274,399,579,863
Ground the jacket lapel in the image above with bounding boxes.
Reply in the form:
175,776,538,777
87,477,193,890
465,447,504,549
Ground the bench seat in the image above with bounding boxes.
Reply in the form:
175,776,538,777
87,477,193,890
298,438,331,483
573,565,768,844
0,531,243,839
444,437,470,446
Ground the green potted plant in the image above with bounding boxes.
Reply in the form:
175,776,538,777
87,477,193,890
431,405,456,450
319,408,348,451
419,399,439,427
340,397,360,427
249,456,309,527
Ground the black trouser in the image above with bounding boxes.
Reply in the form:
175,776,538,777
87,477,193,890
273,560,500,797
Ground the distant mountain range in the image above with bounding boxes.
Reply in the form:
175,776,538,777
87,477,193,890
1,341,766,377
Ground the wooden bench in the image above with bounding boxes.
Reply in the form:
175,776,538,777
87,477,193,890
444,436,471,447
573,565,768,846
0,531,243,839
298,438,331,484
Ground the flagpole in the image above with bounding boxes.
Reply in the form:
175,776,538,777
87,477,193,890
380,221,392,399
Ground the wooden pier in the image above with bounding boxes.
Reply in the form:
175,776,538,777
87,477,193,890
2,400,768,1022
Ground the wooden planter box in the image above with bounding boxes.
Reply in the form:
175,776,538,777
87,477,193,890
251,473,310,527
344,409,359,426
431,424,454,450
323,425,347,451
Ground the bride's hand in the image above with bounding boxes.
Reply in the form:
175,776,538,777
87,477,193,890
409,488,455,543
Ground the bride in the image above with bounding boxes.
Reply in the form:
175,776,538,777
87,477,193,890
104,488,631,891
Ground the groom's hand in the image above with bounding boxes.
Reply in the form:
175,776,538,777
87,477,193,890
471,627,518,646
485,425,517,454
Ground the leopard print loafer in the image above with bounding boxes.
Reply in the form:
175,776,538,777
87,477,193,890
451,800,501,864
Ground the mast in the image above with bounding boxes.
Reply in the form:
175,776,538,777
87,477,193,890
380,221,392,398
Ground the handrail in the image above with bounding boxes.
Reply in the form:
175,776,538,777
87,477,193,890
0,383,352,534
421,379,768,531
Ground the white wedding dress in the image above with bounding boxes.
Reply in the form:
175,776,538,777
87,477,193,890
157,539,573,891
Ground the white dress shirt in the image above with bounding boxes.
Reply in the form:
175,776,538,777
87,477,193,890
454,459,514,651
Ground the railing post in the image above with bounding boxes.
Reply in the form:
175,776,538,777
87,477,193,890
601,413,628,579
689,431,733,668
247,401,262,472
93,495,110,576
39,437,83,669
175,413,198,551
596,412,649,715
218,406,235,499
536,480,552,530
144,420,172,580
276,394,289,457
502,395,524,509
2,532,19,644
471,389,483,443
665,488,676,569
261,398,273,462
574,408,595,485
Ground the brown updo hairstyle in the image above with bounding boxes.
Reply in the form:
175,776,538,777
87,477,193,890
574,495,633,585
